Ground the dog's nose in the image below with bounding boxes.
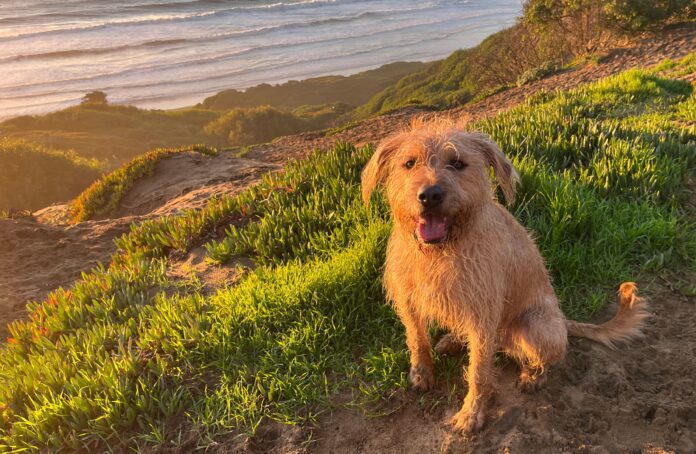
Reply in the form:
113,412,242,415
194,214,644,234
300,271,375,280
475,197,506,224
417,185,444,207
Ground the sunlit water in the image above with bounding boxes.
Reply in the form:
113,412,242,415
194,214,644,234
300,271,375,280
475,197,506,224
0,0,521,119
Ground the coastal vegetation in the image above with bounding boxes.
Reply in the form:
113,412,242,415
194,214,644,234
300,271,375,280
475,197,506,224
0,104,220,167
199,62,426,111
1,62,694,450
354,0,695,117
0,139,104,212
204,106,312,146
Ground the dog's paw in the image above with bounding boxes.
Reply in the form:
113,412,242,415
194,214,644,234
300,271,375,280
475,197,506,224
409,364,435,392
450,405,485,435
516,366,547,393
434,334,464,356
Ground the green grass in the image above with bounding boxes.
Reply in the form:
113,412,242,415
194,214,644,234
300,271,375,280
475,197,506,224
517,61,561,87
1,66,694,451
0,138,105,212
204,141,381,266
70,145,217,222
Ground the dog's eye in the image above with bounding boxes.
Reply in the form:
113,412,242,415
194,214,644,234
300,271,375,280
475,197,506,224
404,159,416,169
449,159,467,170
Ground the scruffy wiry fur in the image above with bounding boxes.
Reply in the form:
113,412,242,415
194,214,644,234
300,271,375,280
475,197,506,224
362,118,648,434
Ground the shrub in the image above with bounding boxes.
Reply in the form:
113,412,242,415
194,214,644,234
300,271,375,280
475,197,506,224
203,106,312,146
81,91,108,106
517,61,561,86
291,102,353,128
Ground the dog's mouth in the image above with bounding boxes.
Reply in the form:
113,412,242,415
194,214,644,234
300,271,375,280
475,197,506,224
416,214,449,244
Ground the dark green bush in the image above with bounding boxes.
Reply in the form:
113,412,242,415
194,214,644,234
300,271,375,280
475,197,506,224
204,106,312,146
517,61,561,86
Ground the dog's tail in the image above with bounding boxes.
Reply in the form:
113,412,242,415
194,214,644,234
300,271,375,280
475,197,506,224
565,282,649,349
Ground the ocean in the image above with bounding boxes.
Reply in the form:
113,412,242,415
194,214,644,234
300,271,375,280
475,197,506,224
0,0,522,120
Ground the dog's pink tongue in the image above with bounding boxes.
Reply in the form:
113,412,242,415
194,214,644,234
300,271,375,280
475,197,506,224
418,215,447,242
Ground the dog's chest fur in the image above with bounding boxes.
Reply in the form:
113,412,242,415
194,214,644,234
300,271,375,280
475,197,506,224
385,231,506,331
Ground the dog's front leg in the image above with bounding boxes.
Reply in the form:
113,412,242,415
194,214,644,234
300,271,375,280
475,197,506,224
451,333,495,434
395,303,434,392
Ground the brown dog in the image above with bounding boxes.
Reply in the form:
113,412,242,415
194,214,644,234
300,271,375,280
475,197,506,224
361,119,648,434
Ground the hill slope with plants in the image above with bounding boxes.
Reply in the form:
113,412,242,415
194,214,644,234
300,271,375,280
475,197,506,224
0,104,221,168
1,60,694,451
354,0,695,118
0,62,425,175
69,145,217,222
198,62,427,111
0,139,104,212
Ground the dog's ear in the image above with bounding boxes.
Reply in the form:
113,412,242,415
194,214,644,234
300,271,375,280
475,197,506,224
469,133,519,205
362,134,403,204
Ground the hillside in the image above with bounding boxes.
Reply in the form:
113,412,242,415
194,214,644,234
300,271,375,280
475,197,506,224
354,1,696,118
0,104,221,168
0,31,694,451
0,139,103,212
0,62,426,176
2,0,692,214
1,22,693,337
199,61,427,111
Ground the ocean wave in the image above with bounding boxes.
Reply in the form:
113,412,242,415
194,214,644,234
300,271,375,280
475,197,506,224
0,15,503,100
105,26,482,96
0,0,340,23
0,0,347,40
0,39,189,63
0,10,219,39
0,4,436,62
126,0,343,11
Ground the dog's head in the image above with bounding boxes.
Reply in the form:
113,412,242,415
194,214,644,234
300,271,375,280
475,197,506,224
362,119,518,245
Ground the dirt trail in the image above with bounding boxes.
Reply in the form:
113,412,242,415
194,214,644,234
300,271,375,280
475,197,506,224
114,151,279,218
308,278,696,453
